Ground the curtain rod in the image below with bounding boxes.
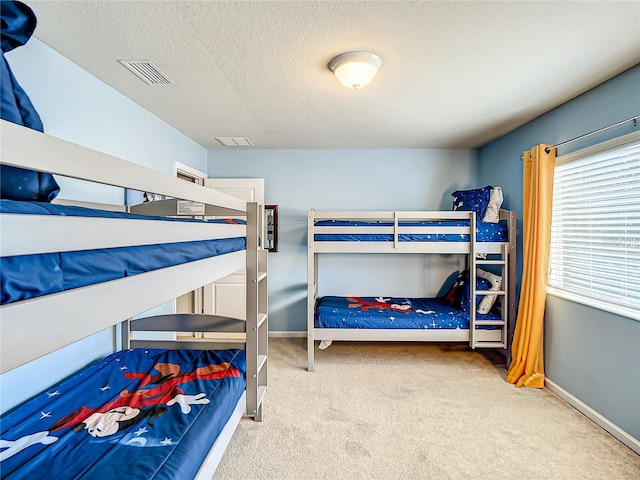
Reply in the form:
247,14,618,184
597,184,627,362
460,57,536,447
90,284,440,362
519,114,639,160
544,114,639,153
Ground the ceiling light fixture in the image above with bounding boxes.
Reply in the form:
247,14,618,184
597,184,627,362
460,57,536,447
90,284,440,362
329,51,382,89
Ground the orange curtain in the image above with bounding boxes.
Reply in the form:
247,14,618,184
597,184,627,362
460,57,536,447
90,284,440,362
506,144,556,388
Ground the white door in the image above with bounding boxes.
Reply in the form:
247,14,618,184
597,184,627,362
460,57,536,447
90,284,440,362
204,178,264,205
203,179,264,320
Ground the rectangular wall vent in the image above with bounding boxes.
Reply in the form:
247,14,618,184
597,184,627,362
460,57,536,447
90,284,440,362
118,60,175,85
215,137,254,147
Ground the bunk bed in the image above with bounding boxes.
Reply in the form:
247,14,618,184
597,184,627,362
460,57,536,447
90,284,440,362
0,120,268,479
307,207,516,371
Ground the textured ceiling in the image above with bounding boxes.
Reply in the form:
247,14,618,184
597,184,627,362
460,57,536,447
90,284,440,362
27,1,640,150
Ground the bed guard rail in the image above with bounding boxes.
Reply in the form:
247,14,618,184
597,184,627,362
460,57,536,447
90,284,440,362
310,209,484,252
123,314,248,351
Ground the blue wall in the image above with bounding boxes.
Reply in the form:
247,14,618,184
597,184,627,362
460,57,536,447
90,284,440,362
208,148,477,332
0,39,208,413
477,65,640,441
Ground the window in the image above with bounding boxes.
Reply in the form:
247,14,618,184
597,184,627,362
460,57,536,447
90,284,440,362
548,132,640,321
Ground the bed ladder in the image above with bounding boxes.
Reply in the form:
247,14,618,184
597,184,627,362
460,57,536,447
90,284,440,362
246,202,268,422
469,214,509,350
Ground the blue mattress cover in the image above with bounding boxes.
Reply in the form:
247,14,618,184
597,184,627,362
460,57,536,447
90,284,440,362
314,219,507,242
0,200,246,305
0,199,246,224
316,296,500,329
0,348,246,480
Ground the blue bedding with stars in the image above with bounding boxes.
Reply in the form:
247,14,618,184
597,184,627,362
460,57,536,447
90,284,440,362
0,200,246,305
314,220,507,242
0,348,246,480
316,296,500,329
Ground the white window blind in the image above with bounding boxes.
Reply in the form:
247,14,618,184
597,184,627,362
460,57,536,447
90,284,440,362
548,135,640,321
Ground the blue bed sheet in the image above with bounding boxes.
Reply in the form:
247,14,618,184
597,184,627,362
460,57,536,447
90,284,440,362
0,348,246,480
0,200,246,305
0,199,246,224
316,296,500,329
314,219,507,242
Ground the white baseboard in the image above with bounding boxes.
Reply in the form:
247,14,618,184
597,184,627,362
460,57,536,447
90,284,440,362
268,331,306,338
545,378,639,455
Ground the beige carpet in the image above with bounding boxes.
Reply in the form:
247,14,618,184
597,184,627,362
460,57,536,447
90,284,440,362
214,338,639,480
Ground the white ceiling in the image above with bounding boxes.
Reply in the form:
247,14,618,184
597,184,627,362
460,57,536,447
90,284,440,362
27,1,640,150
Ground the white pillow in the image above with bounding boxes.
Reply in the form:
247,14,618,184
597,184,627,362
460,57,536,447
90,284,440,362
476,267,502,314
482,186,503,223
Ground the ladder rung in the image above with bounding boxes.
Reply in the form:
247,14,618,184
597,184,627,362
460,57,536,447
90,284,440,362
257,313,268,328
474,320,505,326
257,354,267,372
476,259,506,265
257,385,267,406
257,271,267,282
474,290,506,296
473,342,506,349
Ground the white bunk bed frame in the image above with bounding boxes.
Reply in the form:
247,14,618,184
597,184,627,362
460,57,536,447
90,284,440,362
307,208,516,371
0,119,268,476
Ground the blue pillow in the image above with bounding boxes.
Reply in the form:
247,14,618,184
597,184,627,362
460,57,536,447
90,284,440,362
452,186,492,220
1,0,60,202
443,270,492,311
458,275,492,312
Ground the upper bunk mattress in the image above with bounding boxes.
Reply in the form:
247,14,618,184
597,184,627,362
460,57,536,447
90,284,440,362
316,296,500,329
0,199,246,223
0,348,246,480
314,219,507,243
0,200,246,305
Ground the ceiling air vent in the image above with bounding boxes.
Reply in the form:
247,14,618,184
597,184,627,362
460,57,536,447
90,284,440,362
118,60,175,85
215,137,254,147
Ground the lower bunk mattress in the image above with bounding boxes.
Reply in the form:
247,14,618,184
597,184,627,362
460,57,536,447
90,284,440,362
316,296,500,329
0,348,246,479
0,200,246,305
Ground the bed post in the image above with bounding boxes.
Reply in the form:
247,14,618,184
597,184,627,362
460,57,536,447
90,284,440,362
468,211,477,348
121,319,131,350
506,209,517,366
307,209,316,372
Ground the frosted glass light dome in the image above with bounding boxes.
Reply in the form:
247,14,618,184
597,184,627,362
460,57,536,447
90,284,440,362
329,52,382,89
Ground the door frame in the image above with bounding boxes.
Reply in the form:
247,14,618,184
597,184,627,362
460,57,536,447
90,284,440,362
173,162,208,317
